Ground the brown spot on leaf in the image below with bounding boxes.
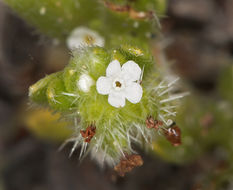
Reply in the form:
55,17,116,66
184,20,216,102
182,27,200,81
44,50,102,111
114,154,143,177
80,124,96,143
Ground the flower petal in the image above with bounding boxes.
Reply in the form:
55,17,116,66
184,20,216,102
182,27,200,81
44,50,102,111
96,76,111,95
94,36,105,47
124,83,143,104
108,91,125,108
121,60,142,83
106,60,121,77
67,36,83,50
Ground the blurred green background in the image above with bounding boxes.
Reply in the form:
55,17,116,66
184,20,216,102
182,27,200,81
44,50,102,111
0,0,232,189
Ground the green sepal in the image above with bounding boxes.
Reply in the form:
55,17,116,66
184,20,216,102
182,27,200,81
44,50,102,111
47,73,77,111
63,65,80,94
114,45,153,75
29,72,59,105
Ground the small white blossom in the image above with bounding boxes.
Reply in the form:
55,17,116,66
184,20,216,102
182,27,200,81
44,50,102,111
78,74,94,92
96,60,143,108
39,7,46,15
67,26,105,49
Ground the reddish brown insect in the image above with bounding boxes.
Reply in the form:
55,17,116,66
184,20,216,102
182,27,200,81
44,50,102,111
163,123,182,146
114,154,143,177
80,124,96,143
146,116,163,129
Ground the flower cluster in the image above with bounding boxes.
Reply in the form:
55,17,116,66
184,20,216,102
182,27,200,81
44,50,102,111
29,46,183,169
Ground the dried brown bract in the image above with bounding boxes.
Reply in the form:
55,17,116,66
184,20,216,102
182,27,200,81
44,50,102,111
129,8,154,20
103,1,155,20
163,125,182,146
146,116,163,129
114,154,143,177
80,124,96,143
104,1,130,12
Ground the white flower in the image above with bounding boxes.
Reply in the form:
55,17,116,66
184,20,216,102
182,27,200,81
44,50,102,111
96,60,143,108
67,26,105,49
78,74,94,92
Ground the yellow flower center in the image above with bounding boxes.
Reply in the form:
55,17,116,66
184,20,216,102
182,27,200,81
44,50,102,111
84,35,95,45
115,81,122,88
